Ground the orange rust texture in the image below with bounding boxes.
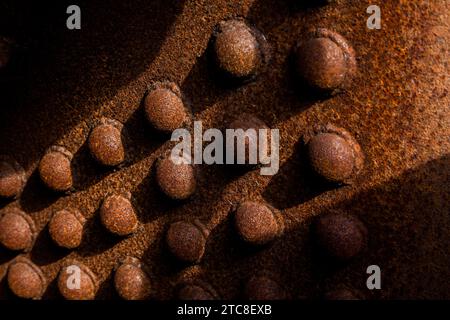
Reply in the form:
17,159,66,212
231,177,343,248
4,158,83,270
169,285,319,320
0,0,448,299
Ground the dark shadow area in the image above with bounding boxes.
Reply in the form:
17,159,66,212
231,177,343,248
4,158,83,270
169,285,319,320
205,212,277,262
0,247,17,266
0,0,185,168
132,149,238,223
192,163,242,212
308,220,367,280
262,139,336,209
19,170,60,213
95,271,118,300
220,132,270,178
285,49,338,103
198,213,301,299
30,228,70,265
132,161,187,224
209,135,260,180
40,277,61,300
286,0,335,11
139,163,242,283
180,39,228,115
71,142,113,192
222,163,260,180
122,101,168,164
203,30,265,90
0,198,12,210
247,0,291,34
0,279,17,300
71,106,167,192
76,211,122,257
141,224,183,279
244,0,336,125
281,50,330,122
297,155,450,299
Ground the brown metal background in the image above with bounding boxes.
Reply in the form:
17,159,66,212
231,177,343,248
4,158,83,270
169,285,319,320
0,0,448,299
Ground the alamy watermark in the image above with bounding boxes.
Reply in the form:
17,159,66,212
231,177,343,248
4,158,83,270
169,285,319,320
66,5,81,30
366,265,381,290
67,4,381,30
367,5,381,30
169,121,280,175
66,265,81,289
